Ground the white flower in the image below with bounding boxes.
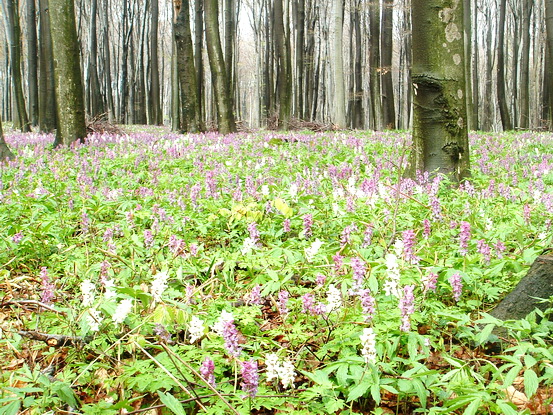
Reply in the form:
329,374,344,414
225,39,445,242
241,237,257,255
326,284,342,312
112,299,133,324
86,308,103,332
265,353,280,382
393,239,404,257
261,185,270,196
384,254,401,298
289,183,298,198
151,271,169,302
212,310,234,336
103,278,117,299
81,279,96,307
360,328,377,364
304,238,323,262
277,359,296,389
188,316,205,343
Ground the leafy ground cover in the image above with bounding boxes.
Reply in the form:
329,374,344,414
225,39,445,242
0,128,552,414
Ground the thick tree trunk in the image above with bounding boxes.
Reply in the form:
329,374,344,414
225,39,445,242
347,0,363,129
174,0,200,132
408,0,470,182
101,0,114,122
330,0,346,129
49,0,87,146
463,0,473,130
194,0,204,124
27,0,39,126
294,0,305,120
273,0,292,129
38,0,57,132
0,116,15,161
497,0,512,130
519,0,533,129
4,0,31,132
204,0,236,134
369,1,381,130
381,0,395,129
149,0,162,125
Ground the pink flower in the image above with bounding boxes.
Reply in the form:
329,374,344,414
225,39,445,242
200,358,216,387
358,289,376,321
241,360,259,398
303,214,313,238
399,285,415,332
459,221,471,256
39,267,55,304
449,273,463,302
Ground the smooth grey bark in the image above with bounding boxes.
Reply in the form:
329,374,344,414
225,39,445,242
3,0,31,132
149,0,162,125
294,0,305,119
381,0,395,129
194,0,205,125
273,0,292,129
545,0,553,128
204,0,236,134
27,0,39,126
369,0,381,130
519,0,533,129
409,0,470,182
463,0,473,130
497,0,512,130
101,0,114,121
347,0,363,129
38,0,57,132
86,0,104,118
49,0,87,146
174,0,200,132
0,115,15,161
330,0,346,128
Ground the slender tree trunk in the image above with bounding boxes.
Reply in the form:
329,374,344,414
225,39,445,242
273,0,292,129
409,0,470,181
86,0,104,118
38,0,57,132
204,0,236,134
49,0,87,146
224,0,235,109
381,0,395,129
0,115,14,161
369,0,381,130
295,0,305,119
149,0,162,125
27,0,39,126
194,0,204,124
519,0,533,129
331,0,346,128
471,0,479,129
497,0,512,130
350,0,363,129
101,0,114,122
545,0,553,128
463,0,473,130
118,2,131,123
174,0,200,132
3,0,30,132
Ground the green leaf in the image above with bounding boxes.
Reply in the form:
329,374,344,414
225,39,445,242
412,379,428,408
157,390,187,415
0,400,21,415
303,370,333,388
347,378,371,402
495,400,519,415
370,384,381,405
51,382,78,408
462,398,482,415
478,324,496,345
523,369,539,398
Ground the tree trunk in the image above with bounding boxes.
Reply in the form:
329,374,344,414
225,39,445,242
463,0,473,130
519,0,533,129
101,0,114,122
330,0,346,129
381,0,395,129
148,0,162,125
3,0,31,132
174,0,201,132
408,0,470,182
86,0,104,118
49,0,87,146
545,0,553,129
0,115,14,161
204,0,236,134
194,0,205,125
273,0,292,129
38,0,57,132
294,0,305,119
369,0,381,130
27,0,39,126
347,0,363,129
497,0,512,130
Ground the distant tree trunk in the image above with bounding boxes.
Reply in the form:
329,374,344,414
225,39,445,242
86,0,104,118
471,0,479,129
519,0,533,129
38,0,57,132
194,0,204,124
408,0,470,182
294,0,305,119
273,0,292,129
174,0,200,132
204,0,236,134
369,0,381,130
224,0,236,110
3,0,30,132
27,0,39,126
304,3,317,121
497,0,512,130
330,0,346,128
101,0,114,122
118,2,132,123
463,0,473,130
348,0,363,129
545,0,553,128
149,0,162,125
49,0,87,146
381,0,395,129
0,115,14,161
170,24,180,131
132,0,148,125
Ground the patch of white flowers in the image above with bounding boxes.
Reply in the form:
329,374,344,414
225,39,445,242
112,299,133,325
326,284,342,312
151,271,169,302
188,315,206,343
360,328,377,364
81,279,96,307
264,353,296,389
304,238,323,262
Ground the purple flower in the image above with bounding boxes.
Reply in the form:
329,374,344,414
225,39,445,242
340,224,357,247
222,319,241,357
350,257,366,293
423,272,439,293
302,293,316,315
449,273,463,302
39,267,55,304
362,225,373,248
81,211,90,234
283,218,291,233
477,239,491,264
315,273,327,286
168,235,185,256
358,289,376,321
278,290,289,315
200,358,216,387
494,240,506,259
303,214,313,239
12,232,23,244
399,285,415,332
402,230,420,264
247,285,263,306
459,221,471,256
144,230,154,249
333,254,344,274
153,323,172,343
523,204,531,224
248,222,260,244
430,196,442,221
189,243,199,257
240,360,259,398
422,219,431,239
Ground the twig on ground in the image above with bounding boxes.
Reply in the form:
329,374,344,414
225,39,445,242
18,330,89,348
